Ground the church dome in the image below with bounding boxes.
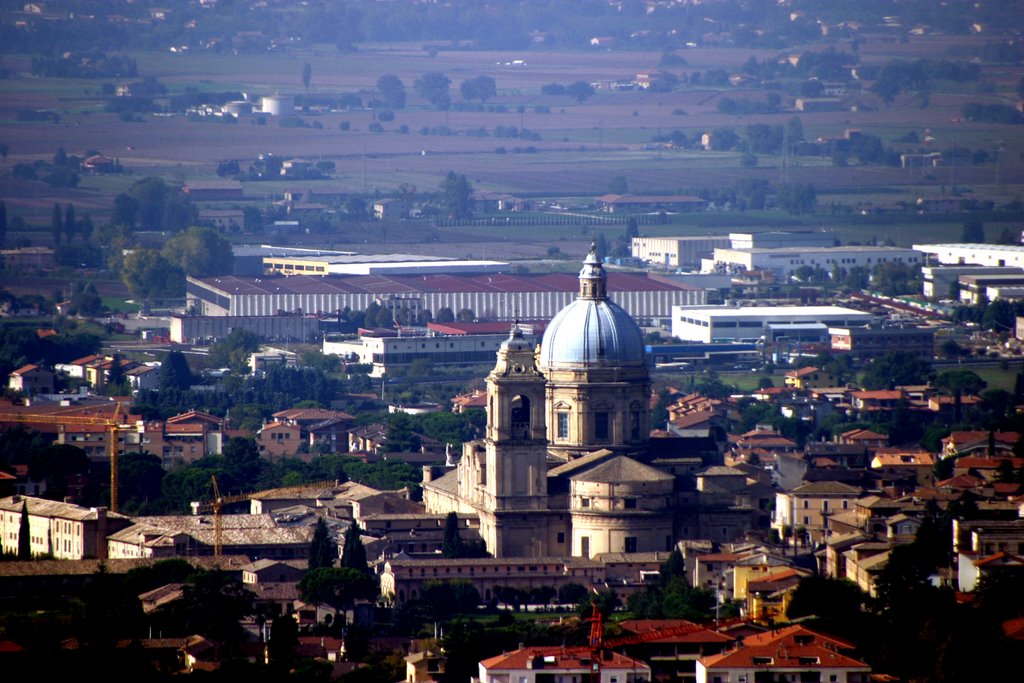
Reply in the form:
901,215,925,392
538,248,646,370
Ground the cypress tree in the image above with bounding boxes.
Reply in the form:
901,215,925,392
308,517,335,569
51,203,62,246
18,501,30,560
341,522,368,572
442,511,463,558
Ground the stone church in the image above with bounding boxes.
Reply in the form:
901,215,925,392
423,248,762,558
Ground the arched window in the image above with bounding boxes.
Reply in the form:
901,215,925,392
510,395,530,439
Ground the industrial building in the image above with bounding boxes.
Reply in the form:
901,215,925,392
672,305,873,343
186,271,705,326
631,236,730,269
170,314,320,343
921,265,1024,299
727,230,836,250
958,273,1024,304
914,243,1024,269
323,331,535,377
829,324,935,361
703,245,921,279
262,253,508,276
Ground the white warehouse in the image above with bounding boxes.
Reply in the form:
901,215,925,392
672,305,874,343
913,243,1024,269
703,246,921,278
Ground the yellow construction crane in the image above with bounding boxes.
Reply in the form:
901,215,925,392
192,478,340,560
0,402,126,512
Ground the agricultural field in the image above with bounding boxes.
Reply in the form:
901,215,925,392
1,32,1022,258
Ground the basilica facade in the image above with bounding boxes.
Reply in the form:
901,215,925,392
422,248,691,558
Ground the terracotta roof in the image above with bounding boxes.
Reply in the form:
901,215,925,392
700,626,867,671
872,452,935,467
786,366,820,377
851,390,903,400
841,428,888,441
790,481,861,495
9,364,40,375
481,646,649,672
973,551,1024,568
617,619,732,644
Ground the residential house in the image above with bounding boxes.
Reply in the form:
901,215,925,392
954,518,1024,590
616,619,733,683
125,364,160,392
696,626,872,683
942,430,1020,458
257,421,303,460
7,364,55,395
478,646,650,683
773,481,862,545
373,197,411,220
745,567,809,621
871,449,935,488
838,428,889,450
783,366,837,389
848,390,904,420
272,407,355,454
405,649,446,682
843,542,890,597
141,411,224,468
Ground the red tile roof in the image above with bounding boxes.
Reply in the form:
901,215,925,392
480,646,648,672
618,619,732,644
701,625,868,671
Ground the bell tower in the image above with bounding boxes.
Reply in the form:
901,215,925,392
476,324,550,557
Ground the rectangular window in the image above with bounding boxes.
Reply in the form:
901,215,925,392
557,532,565,544
581,536,590,557
557,412,569,439
624,498,637,509
580,497,590,508
595,412,609,440
624,537,637,553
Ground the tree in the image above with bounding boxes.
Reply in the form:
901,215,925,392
63,204,76,242
435,307,455,323
298,567,378,616
309,517,335,569
163,570,255,648
267,613,298,670
786,575,865,623
439,170,473,219
566,80,595,102
442,511,463,558
460,75,496,103
862,351,933,390
18,500,30,559
558,582,588,605
608,176,628,194
158,350,193,391
51,203,62,245
120,249,184,311
162,227,233,277
415,72,451,110
376,74,406,109
341,522,368,572
112,193,140,230
961,220,985,243
302,62,312,90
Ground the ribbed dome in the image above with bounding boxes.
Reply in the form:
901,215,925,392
538,246,646,370
539,298,646,369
